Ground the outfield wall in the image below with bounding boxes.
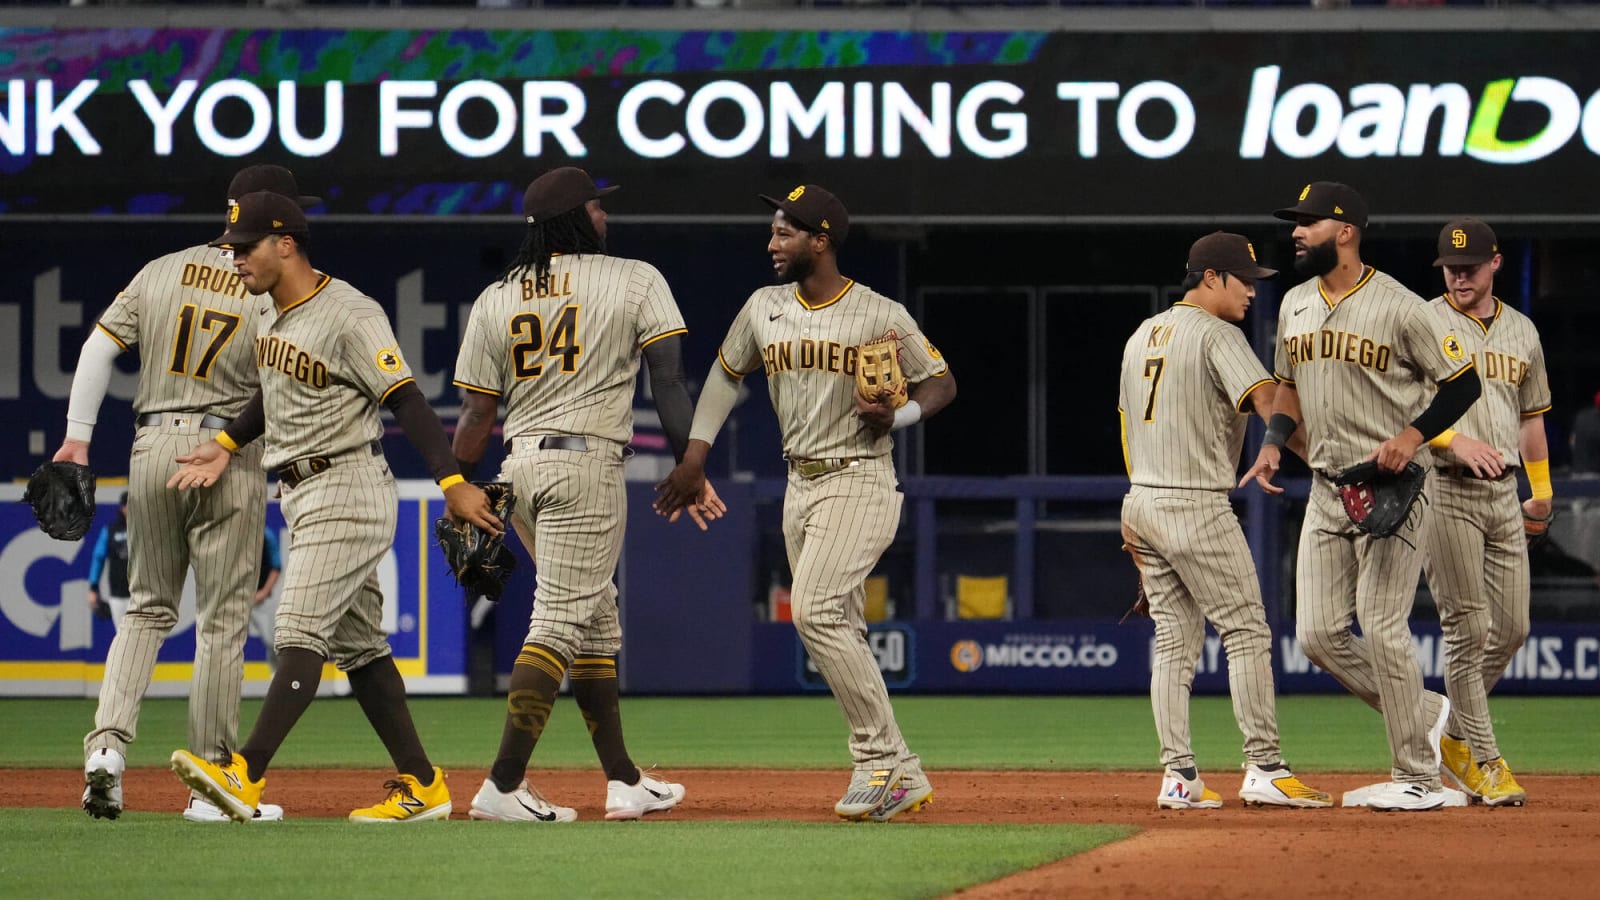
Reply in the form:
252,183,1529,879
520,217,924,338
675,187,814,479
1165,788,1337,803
4,481,1597,697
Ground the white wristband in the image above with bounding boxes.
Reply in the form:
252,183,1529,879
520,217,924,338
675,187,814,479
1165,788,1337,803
891,400,923,431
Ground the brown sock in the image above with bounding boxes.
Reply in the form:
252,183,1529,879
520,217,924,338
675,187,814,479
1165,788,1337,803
488,643,567,793
347,655,434,784
240,647,325,782
571,654,640,785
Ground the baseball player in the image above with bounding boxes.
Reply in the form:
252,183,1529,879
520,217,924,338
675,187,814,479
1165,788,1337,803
58,165,313,823
1241,182,1482,811
164,191,502,823
85,492,131,628
1120,232,1332,810
1420,218,1550,807
450,167,718,822
654,184,956,822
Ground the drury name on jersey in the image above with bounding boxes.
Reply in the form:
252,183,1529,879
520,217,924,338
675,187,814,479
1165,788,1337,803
179,262,249,299
760,338,865,378
257,335,329,389
1281,328,1394,373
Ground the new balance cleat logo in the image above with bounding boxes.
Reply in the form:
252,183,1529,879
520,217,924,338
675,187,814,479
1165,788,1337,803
225,771,242,790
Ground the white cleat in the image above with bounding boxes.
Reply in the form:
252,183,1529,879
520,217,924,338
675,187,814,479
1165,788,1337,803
468,779,577,822
83,748,125,820
606,772,685,821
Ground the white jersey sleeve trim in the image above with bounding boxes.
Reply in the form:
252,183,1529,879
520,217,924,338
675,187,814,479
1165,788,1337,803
65,327,125,442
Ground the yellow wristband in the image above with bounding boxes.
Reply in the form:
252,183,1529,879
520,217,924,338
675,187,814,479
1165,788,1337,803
1428,428,1456,451
1525,458,1553,500
438,474,465,491
215,432,240,453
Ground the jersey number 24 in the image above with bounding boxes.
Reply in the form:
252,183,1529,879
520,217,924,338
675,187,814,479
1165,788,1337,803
511,305,581,379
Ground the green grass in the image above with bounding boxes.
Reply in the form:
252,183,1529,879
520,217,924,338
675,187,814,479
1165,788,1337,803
3,695,1594,774
0,808,1130,900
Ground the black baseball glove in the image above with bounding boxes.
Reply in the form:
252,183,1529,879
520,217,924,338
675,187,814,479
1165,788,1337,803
434,481,517,601
1523,506,1556,548
1332,460,1427,539
24,461,97,541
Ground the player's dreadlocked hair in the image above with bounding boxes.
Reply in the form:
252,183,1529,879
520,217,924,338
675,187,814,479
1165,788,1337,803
501,205,605,286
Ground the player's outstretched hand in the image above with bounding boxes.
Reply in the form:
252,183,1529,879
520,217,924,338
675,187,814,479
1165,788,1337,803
53,439,90,466
167,440,232,490
673,478,728,531
1448,434,1505,478
1364,427,1425,473
444,481,503,536
854,391,896,434
654,461,705,518
1238,444,1285,494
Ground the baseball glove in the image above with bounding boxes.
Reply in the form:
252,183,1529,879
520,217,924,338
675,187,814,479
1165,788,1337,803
1117,530,1152,625
1523,506,1556,548
23,461,97,541
855,338,907,409
1331,460,1427,540
434,482,517,601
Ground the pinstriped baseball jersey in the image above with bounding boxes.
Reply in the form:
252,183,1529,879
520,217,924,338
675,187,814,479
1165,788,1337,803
1274,268,1473,471
452,253,685,442
254,274,414,469
1119,303,1274,491
97,245,260,416
84,244,267,771
715,281,948,460
1426,296,1552,465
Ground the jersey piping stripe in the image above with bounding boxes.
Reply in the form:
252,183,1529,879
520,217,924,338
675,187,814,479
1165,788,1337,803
1275,373,1296,386
795,278,855,311
379,377,415,404
96,322,129,351
1117,406,1131,477
1521,404,1554,417
1316,266,1377,308
1437,293,1502,335
277,273,332,314
639,327,688,349
718,349,754,379
1235,378,1275,413
451,379,501,397
1440,361,1477,384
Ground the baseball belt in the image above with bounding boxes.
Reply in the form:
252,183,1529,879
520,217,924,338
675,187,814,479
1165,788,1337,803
505,435,590,453
136,412,231,430
789,457,862,480
276,440,382,489
1436,464,1517,482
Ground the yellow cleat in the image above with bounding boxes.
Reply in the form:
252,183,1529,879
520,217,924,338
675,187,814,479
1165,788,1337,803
170,751,262,823
349,767,452,823
1478,759,1527,808
1439,736,1484,798
1239,765,1333,808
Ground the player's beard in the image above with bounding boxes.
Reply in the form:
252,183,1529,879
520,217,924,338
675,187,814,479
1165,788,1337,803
777,251,814,284
1293,237,1339,278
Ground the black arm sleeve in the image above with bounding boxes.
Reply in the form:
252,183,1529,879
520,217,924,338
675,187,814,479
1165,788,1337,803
220,390,266,449
643,333,694,462
1411,368,1483,441
383,381,462,484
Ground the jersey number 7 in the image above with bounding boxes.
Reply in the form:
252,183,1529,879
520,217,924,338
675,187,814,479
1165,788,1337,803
1141,356,1166,422
168,305,242,380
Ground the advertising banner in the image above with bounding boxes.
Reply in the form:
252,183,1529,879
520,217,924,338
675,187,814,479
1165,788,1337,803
751,620,1600,695
3,29,1598,221
0,483,467,696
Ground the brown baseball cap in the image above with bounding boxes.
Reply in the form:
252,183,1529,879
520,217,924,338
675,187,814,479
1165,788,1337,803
227,164,321,208
1434,218,1499,267
1187,232,1277,279
523,167,618,224
1273,181,1369,230
209,191,309,248
759,184,849,246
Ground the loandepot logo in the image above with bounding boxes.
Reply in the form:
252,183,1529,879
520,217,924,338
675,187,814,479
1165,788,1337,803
949,637,1118,672
1240,66,1600,164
